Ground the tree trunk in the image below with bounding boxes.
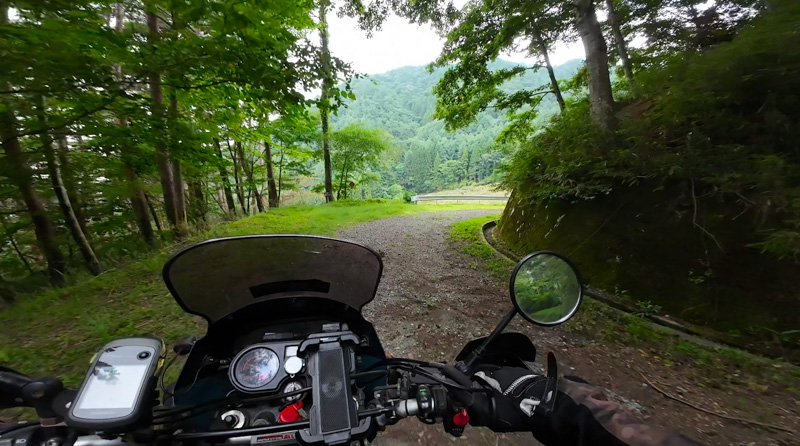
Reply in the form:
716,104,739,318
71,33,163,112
36,96,102,276
187,179,207,224
126,167,157,248
605,0,635,86
172,157,188,227
146,6,180,232
144,192,164,236
169,93,188,232
277,150,285,203
235,140,264,213
319,0,334,203
575,0,616,133
55,133,90,238
337,160,350,200
227,139,248,214
214,138,237,215
115,2,156,248
535,33,566,112
0,4,65,284
0,103,66,286
264,141,279,208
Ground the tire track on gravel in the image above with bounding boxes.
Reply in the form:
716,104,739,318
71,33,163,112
337,209,541,445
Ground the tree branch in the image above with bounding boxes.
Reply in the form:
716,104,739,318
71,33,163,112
127,79,234,90
637,369,793,433
690,177,725,253
3,96,118,144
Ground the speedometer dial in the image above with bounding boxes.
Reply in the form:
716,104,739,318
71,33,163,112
233,347,280,389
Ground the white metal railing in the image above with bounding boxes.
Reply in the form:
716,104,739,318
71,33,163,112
411,194,510,204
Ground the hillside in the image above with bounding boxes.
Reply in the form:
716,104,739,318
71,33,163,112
330,59,583,194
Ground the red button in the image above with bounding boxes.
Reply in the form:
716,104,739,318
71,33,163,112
279,401,304,423
452,409,469,427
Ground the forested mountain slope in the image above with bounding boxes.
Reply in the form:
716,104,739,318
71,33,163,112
329,59,582,193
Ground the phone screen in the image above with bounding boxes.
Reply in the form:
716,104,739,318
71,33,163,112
73,345,155,418
79,364,148,409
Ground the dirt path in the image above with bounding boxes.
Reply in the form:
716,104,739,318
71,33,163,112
338,210,799,446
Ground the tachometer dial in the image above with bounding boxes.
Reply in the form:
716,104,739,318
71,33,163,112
233,347,280,389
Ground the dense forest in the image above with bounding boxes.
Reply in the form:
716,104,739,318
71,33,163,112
0,0,581,299
0,0,361,296
2,0,799,354
329,59,581,196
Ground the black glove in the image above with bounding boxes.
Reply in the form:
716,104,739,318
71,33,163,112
469,366,704,446
468,366,547,432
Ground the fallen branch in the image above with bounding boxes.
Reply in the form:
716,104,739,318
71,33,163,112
636,369,794,433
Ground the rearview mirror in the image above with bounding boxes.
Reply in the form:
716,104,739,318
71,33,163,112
510,252,583,326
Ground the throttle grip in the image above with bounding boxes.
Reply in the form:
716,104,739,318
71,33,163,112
464,392,494,427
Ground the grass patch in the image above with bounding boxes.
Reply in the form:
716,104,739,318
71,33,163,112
449,216,514,280
0,200,503,387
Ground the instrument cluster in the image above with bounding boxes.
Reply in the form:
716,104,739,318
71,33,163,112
229,341,305,394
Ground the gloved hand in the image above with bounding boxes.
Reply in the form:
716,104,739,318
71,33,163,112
469,366,704,446
468,366,548,432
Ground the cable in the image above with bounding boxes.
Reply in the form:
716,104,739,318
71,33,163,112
353,369,390,388
362,358,444,372
158,354,180,397
391,364,490,394
162,362,208,398
352,370,389,378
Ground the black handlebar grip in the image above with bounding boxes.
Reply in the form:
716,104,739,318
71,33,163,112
441,366,475,407
465,392,495,427
0,372,32,396
21,376,63,419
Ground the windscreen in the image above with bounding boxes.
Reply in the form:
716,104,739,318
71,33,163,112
163,235,383,323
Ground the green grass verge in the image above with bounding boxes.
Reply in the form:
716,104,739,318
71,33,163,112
449,215,800,395
0,200,503,387
449,215,513,280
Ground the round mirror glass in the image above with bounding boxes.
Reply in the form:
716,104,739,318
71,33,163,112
510,252,583,326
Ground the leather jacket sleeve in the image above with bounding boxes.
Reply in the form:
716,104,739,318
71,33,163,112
531,378,704,446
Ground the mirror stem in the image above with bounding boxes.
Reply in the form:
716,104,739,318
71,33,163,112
457,309,517,373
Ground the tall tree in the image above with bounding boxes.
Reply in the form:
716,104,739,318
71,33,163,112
533,29,566,112
214,137,237,215
228,139,248,214
430,0,572,136
330,124,394,199
575,0,616,132
35,96,102,276
233,141,262,213
264,141,279,208
114,2,157,248
1,4,66,285
604,0,635,86
187,179,207,224
55,132,90,239
319,0,335,203
1,108,66,286
0,121,67,285
168,94,188,231
145,3,183,237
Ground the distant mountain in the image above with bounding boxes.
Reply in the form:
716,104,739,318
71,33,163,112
331,59,583,160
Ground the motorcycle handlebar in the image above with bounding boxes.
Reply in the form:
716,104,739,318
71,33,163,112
0,372,32,396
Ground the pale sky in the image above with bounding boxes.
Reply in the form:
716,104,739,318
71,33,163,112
327,12,586,75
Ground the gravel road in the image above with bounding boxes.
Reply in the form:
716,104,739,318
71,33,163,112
337,209,542,445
